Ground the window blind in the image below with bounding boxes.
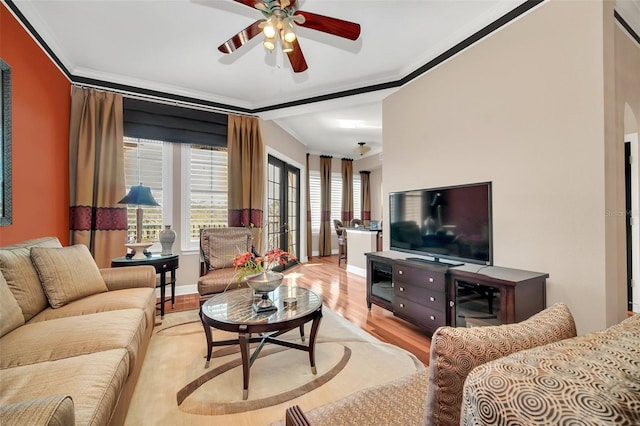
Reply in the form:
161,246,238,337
123,98,227,147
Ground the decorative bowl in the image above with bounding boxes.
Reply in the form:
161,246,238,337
244,271,284,293
125,242,153,260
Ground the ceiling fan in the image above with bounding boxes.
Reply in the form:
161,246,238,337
218,0,361,73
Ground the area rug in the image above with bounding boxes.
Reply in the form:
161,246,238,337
125,307,423,425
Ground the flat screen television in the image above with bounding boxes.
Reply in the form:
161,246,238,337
389,182,492,266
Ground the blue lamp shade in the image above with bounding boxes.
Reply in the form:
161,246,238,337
118,185,159,207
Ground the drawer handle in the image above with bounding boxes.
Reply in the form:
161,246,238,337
399,287,404,292
430,315,436,321
163,264,167,268
399,303,405,308
399,270,404,275
429,296,435,302
428,277,434,283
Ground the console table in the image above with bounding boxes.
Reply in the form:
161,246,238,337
111,254,179,319
366,251,547,334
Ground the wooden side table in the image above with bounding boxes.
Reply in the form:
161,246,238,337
111,254,179,319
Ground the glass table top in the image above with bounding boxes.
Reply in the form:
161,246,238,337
201,286,322,325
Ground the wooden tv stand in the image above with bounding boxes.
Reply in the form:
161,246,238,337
366,251,548,334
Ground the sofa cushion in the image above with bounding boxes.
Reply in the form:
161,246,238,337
0,309,146,372
0,271,25,338
0,349,130,426
29,287,156,334
0,237,62,321
460,314,640,425
424,302,577,426
31,244,108,308
0,395,75,426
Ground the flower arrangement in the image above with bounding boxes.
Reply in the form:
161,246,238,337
233,247,297,283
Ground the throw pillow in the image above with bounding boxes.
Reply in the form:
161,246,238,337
201,228,251,270
424,302,577,426
30,244,108,309
0,236,63,321
0,271,25,337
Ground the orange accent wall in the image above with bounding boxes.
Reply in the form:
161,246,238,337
0,4,71,246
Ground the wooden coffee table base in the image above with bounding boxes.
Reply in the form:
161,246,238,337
200,306,323,400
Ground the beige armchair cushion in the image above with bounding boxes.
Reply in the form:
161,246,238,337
31,244,108,308
197,268,248,296
424,302,577,426
0,237,62,321
0,271,25,337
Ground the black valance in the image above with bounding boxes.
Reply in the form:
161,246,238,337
123,98,227,147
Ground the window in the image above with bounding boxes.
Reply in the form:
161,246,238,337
124,137,228,253
123,98,228,253
353,177,361,221
309,171,362,233
182,144,228,249
123,137,166,245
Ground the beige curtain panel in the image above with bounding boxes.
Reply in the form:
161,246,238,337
318,155,332,256
69,87,127,268
341,158,354,224
306,153,312,259
227,114,265,251
360,171,371,226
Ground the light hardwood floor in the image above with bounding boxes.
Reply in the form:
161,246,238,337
163,255,432,365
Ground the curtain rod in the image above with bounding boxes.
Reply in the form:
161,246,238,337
70,82,256,118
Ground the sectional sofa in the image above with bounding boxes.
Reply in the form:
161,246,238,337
0,237,157,425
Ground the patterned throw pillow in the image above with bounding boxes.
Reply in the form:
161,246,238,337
424,303,577,426
30,244,108,308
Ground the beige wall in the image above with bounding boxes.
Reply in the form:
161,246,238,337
383,0,639,334
355,153,384,224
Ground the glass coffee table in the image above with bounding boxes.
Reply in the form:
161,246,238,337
200,286,323,400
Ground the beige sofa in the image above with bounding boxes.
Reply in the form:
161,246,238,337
197,227,253,304
284,303,640,426
0,237,156,426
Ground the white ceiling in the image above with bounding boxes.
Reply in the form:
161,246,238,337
6,0,639,158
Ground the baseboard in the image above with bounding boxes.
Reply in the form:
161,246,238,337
156,284,198,298
346,264,366,277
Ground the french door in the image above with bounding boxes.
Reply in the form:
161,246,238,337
267,155,300,270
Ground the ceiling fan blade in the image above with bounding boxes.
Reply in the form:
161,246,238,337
232,0,260,8
218,20,264,54
294,11,360,40
286,39,308,73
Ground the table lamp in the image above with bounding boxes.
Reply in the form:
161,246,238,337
118,184,159,258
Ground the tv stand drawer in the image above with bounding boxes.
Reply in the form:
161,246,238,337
394,296,447,332
394,260,447,291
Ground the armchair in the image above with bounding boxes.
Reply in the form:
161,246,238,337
197,227,253,304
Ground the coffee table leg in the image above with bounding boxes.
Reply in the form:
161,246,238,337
200,309,213,369
308,311,323,375
239,325,250,400
299,324,305,342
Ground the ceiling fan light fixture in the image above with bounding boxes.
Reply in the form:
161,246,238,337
281,38,294,53
263,18,276,38
282,18,296,42
263,35,276,50
354,142,371,156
